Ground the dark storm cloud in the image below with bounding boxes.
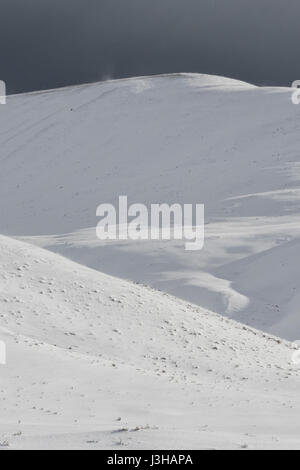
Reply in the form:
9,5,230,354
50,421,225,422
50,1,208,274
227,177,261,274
0,0,299,94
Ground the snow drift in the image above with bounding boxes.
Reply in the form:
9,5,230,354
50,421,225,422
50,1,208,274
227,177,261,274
0,73,299,339
0,234,299,449
1,73,300,448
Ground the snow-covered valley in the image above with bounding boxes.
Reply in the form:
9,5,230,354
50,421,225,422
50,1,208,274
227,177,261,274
1,74,300,449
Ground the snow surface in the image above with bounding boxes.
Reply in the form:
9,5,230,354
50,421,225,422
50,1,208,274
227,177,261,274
1,73,300,448
1,73,299,339
0,234,300,450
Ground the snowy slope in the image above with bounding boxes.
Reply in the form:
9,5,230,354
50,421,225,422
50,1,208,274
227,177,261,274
0,73,299,340
0,234,300,450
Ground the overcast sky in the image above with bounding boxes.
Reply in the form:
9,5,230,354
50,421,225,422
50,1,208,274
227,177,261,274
0,0,299,94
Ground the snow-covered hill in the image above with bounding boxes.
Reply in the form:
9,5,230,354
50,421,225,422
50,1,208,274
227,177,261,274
0,73,299,339
0,234,300,450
